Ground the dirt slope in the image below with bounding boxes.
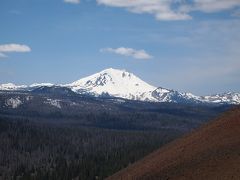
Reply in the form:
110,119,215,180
107,107,240,180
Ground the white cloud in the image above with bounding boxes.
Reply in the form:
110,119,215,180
97,0,191,21
100,47,153,59
0,44,31,58
96,0,240,21
0,44,31,52
192,0,240,13
0,52,7,58
64,0,80,4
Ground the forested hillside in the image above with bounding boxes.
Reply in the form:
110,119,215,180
0,116,183,180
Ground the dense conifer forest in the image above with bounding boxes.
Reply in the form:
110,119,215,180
0,116,183,180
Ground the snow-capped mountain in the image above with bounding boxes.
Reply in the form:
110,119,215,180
202,92,240,105
151,88,202,104
0,83,54,91
29,83,54,88
66,68,157,101
0,68,239,105
0,83,27,91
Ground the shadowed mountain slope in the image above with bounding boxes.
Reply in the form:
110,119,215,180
107,106,240,180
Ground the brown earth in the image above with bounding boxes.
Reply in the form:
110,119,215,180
107,106,240,180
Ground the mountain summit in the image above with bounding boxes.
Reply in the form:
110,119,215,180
67,68,156,101
0,68,239,104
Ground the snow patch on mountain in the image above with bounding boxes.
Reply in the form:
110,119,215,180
45,99,61,109
0,83,53,91
25,96,33,101
150,88,202,103
202,92,240,105
30,83,54,88
0,83,27,91
5,97,23,108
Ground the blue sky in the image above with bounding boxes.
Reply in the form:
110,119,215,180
0,0,240,95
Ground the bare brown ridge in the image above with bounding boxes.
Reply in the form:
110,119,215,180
107,106,240,180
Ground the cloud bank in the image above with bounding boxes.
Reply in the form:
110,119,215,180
96,0,240,21
0,44,31,58
101,47,153,59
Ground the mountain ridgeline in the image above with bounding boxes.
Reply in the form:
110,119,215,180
0,68,239,105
